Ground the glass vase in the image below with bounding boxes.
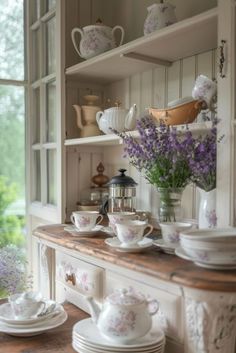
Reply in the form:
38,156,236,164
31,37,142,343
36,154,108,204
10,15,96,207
157,187,184,222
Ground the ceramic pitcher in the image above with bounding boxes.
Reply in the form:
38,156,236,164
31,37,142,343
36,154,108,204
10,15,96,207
144,2,177,35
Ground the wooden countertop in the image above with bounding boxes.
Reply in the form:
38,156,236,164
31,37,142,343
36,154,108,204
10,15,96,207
0,301,88,353
34,224,236,293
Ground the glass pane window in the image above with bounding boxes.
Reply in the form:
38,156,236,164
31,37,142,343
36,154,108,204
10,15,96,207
46,17,56,75
47,0,56,12
46,80,56,142
0,85,26,248
0,0,24,80
32,87,40,144
33,150,41,202
47,149,57,205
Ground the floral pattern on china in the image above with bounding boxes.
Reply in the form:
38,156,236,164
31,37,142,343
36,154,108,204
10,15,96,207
58,261,94,292
78,216,91,227
71,18,125,60
85,288,158,343
144,1,177,36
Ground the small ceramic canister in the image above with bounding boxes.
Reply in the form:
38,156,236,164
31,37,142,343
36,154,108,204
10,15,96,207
71,211,103,231
107,212,139,234
159,222,192,246
116,220,153,247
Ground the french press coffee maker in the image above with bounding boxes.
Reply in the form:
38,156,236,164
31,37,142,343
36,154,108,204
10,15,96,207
107,169,137,212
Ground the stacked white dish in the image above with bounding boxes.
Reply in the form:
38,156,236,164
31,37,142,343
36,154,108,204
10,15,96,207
176,228,236,269
0,300,67,336
72,318,165,353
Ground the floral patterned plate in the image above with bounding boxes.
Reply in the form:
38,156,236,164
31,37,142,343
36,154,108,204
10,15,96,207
175,247,236,270
64,225,104,237
73,318,165,351
105,238,153,252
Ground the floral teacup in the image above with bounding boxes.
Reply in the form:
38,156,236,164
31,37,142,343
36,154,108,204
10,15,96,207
192,75,217,108
9,292,46,319
159,222,192,247
116,220,153,247
107,212,140,235
70,211,103,231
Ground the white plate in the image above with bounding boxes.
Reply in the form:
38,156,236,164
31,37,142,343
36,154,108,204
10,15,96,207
0,300,62,326
73,318,165,350
105,237,153,252
153,239,176,254
0,310,67,336
72,340,164,353
72,336,165,353
175,247,236,270
64,225,104,237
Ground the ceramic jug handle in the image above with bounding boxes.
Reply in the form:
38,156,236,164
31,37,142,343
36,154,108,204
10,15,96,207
147,298,159,316
96,215,103,225
112,26,125,47
143,224,153,237
71,28,84,58
70,215,75,225
96,111,103,125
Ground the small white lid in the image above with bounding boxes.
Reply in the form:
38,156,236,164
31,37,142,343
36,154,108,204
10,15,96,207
107,288,144,306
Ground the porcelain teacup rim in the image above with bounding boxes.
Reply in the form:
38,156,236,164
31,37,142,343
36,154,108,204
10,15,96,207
116,220,148,226
159,222,192,228
107,211,136,216
72,211,100,215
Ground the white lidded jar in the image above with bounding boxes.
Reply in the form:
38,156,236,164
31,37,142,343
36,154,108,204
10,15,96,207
144,1,177,36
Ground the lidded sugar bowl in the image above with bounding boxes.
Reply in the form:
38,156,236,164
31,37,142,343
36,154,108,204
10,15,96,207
86,288,159,343
108,169,137,212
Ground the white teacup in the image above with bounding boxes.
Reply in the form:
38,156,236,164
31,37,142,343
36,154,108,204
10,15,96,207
70,211,103,231
116,220,153,247
107,212,140,234
159,222,192,246
192,75,217,108
9,292,46,319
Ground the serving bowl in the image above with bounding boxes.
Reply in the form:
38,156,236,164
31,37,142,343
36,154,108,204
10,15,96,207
179,228,236,265
148,99,204,125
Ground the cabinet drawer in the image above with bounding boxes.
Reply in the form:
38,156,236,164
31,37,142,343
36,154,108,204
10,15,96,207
105,271,183,343
56,251,104,300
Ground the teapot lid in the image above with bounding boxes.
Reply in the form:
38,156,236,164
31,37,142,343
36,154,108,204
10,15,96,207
107,288,144,306
108,169,137,187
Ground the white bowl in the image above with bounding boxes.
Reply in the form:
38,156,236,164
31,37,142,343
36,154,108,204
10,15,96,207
180,228,236,241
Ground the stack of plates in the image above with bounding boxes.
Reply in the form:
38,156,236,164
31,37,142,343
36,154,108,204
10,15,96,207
0,300,67,336
72,318,165,353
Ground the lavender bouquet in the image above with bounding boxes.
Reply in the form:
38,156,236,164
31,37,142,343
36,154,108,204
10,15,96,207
0,245,31,298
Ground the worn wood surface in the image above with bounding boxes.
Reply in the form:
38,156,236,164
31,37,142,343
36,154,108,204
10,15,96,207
0,301,88,353
34,224,236,292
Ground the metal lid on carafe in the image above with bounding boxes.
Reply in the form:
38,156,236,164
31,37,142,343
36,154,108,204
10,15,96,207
108,169,137,187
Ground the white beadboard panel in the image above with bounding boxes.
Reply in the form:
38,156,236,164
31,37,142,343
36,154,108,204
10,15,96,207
167,60,181,103
153,66,166,108
130,74,141,116
141,70,154,110
104,79,129,108
197,50,214,78
181,56,196,97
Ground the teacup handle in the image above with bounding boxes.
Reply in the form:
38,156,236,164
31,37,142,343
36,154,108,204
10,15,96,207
71,28,84,58
147,298,159,316
96,215,103,225
37,301,47,316
144,224,153,237
70,215,75,225
112,25,125,47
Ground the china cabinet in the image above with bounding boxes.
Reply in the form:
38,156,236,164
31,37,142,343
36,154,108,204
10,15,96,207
28,0,236,352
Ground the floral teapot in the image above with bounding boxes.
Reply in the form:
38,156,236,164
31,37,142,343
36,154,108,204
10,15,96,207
86,288,158,343
71,19,125,60
96,104,137,134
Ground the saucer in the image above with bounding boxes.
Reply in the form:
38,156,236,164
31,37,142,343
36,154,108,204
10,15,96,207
0,310,67,336
175,247,236,270
153,239,176,254
105,237,153,252
64,225,104,237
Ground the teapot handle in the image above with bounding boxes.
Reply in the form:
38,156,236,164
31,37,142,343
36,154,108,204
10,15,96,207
147,298,159,316
112,26,125,47
71,28,84,58
96,111,103,125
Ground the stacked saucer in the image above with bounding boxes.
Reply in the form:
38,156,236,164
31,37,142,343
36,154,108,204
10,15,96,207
72,318,165,353
0,300,67,336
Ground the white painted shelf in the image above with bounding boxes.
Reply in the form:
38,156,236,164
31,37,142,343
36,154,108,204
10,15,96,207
66,8,217,84
64,122,212,147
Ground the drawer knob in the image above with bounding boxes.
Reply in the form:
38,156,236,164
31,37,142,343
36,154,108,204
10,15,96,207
65,273,76,286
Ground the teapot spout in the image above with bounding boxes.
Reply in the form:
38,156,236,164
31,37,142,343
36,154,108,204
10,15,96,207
85,296,101,324
125,104,137,130
73,104,84,130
